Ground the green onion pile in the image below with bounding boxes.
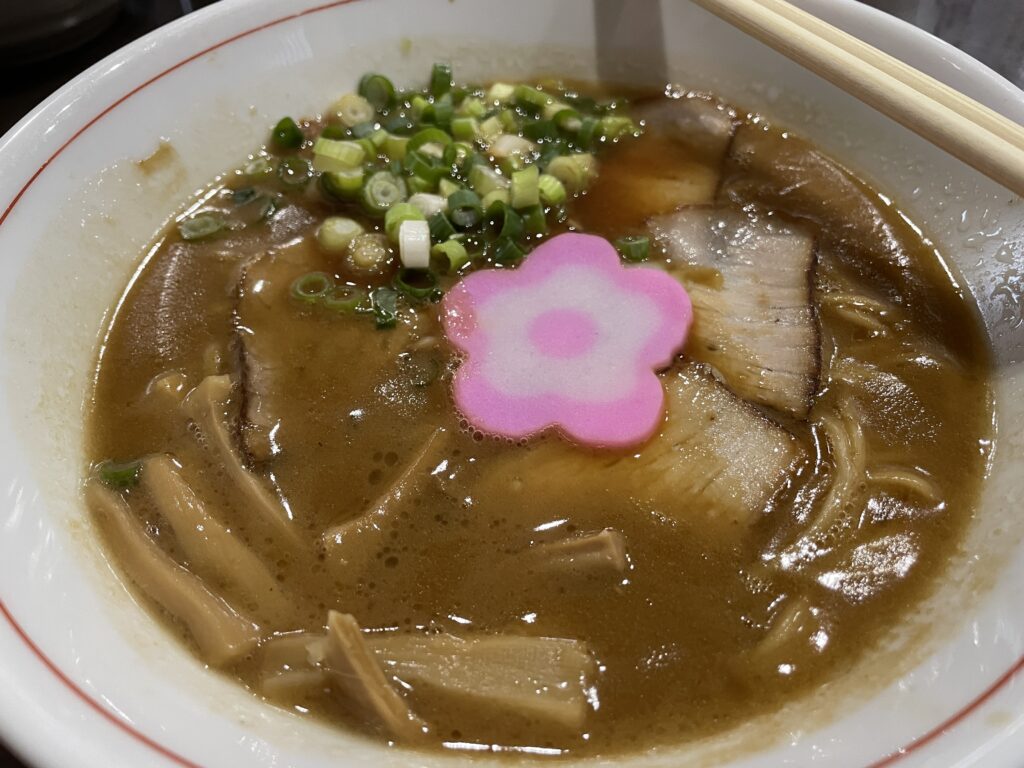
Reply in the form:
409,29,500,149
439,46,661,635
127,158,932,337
281,64,637,270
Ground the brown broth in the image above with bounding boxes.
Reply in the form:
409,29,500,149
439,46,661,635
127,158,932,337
86,88,993,757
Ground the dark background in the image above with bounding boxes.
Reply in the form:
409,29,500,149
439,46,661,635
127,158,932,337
0,0,1021,765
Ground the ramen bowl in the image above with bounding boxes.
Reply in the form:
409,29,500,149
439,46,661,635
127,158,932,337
1,0,1023,766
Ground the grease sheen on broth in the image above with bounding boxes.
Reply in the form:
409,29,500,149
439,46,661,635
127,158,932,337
86,75,992,756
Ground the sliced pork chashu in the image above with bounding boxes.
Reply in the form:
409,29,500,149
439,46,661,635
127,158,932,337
650,206,820,418
475,362,804,534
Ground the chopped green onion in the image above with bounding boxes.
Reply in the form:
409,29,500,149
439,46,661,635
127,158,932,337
361,171,408,216
332,93,375,127
369,128,389,148
410,94,430,120
405,151,446,185
542,100,571,121
487,82,516,104
355,137,377,160
403,193,444,219
398,219,431,269
513,84,549,114
323,285,367,313
407,175,436,194
488,134,536,160
426,92,454,127
546,153,596,194
369,286,399,329
395,267,439,299
431,239,472,272
447,189,483,229
438,179,461,201
319,166,365,200
486,200,523,240
481,188,510,210
242,156,273,178
451,116,480,141
468,164,509,196
615,235,650,262
492,237,525,263
428,212,457,242
538,173,567,205
521,204,547,235
552,108,583,133
271,117,303,149
383,113,415,135
317,217,364,253
358,73,396,110
510,165,540,209
320,124,349,140
384,202,426,243
291,272,335,304
499,108,519,133
348,233,393,274
523,120,558,142
384,134,410,161
349,121,376,139
179,212,227,241
97,459,142,489
407,127,452,154
458,97,487,118
479,115,503,141
312,138,365,172
278,156,313,187
430,63,453,97
600,115,638,140
578,116,600,148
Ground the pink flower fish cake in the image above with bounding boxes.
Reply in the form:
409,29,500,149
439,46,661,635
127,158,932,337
441,233,693,449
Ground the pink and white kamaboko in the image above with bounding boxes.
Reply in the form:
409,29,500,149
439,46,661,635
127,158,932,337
441,233,693,449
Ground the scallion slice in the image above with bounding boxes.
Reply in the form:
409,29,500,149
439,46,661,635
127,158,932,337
486,82,515,104
458,97,487,118
312,137,366,173
523,119,558,142
178,212,227,241
361,171,408,216
513,84,549,114
521,204,548,235
578,116,600,148
431,239,472,272
407,127,452,154
430,63,453,97
614,235,650,262
394,267,439,299
492,237,525,263
600,115,638,140
546,153,596,194
538,173,567,205
358,73,396,110
332,93,375,127
451,116,480,141
384,202,426,243
319,166,364,200
384,134,410,161
428,212,457,242
468,164,509,196
291,272,335,304
438,178,462,198
317,217,364,254
97,459,142,489
398,219,431,270
369,286,399,329
510,165,540,209
486,200,523,241
408,193,448,218
278,156,313,187
271,117,303,149
447,189,483,229
481,188,510,211
323,285,367,313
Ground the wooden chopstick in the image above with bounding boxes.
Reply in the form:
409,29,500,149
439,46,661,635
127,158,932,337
689,0,1024,197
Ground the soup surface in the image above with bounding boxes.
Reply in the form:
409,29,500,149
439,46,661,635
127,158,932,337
86,68,993,757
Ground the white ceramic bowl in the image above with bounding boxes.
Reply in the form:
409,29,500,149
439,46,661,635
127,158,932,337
1,1,1023,766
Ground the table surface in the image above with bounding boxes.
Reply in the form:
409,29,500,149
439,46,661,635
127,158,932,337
0,0,1021,765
